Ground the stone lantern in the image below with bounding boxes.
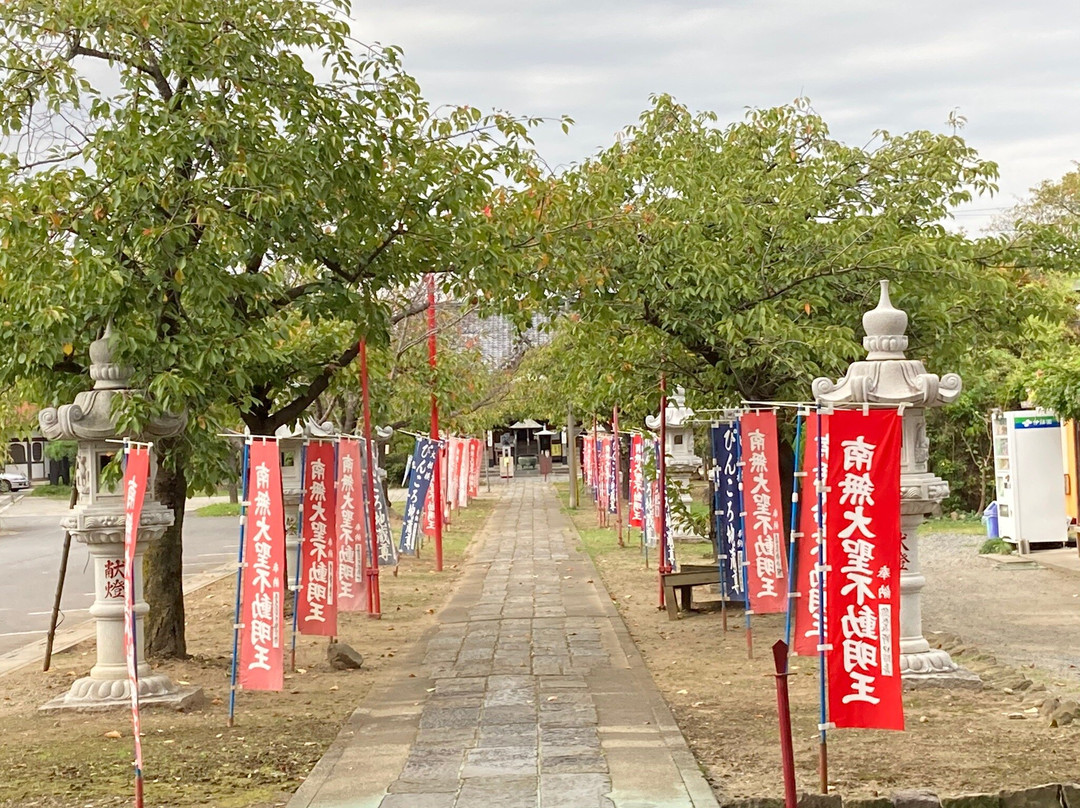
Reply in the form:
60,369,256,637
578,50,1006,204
646,386,703,540
812,280,979,687
38,327,201,711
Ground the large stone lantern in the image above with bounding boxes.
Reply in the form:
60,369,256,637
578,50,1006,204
812,281,978,687
646,386,703,540
38,327,200,711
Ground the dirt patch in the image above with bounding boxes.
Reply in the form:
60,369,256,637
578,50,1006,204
561,490,1080,800
0,496,496,808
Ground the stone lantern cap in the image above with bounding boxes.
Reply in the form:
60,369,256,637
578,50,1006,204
38,325,186,442
811,280,962,408
644,386,695,431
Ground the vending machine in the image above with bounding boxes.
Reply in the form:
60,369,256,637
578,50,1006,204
992,410,1068,546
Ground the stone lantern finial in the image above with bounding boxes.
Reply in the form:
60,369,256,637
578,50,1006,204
862,280,909,360
88,322,134,391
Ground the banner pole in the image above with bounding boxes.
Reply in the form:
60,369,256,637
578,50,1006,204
290,442,307,672
427,274,443,572
360,339,382,617
735,418,753,659
227,442,251,728
814,405,829,793
658,374,670,609
772,640,798,808
784,413,804,653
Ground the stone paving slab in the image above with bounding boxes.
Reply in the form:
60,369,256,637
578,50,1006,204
287,480,720,808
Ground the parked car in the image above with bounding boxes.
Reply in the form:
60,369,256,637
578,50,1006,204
0,470,30,492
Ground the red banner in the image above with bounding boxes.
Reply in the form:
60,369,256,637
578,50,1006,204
583,434,595,486
447,438,459,510
456,438,469,507
122,443,151,776
740,411,789,614
298,440,337,636
468,438,481,498
598,437,611,513
793,414,830,656
422,483,437,537
826,409,903,731
239,439,286,691
629,434,643,528
336,438,367,612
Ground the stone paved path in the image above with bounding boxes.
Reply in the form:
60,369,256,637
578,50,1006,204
288,479,719,808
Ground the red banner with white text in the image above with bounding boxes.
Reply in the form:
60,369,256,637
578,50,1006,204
298,440,337,636
456,438,469,507
468,438,481,499
740,411,789,614
826,409,903,731
628,434,643,528
122,443,151,774
336,438,367,612
793,414,830,656
239,439,286,691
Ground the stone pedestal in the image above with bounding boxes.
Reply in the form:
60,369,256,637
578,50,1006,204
812,280,979,690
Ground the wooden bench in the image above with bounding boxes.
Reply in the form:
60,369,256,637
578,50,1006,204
661,563,742,621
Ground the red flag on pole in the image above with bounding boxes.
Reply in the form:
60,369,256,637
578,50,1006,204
238,439,287,691
826,409,904,731
336,438,367,612
468,438,481,499
122,442,151,804
298,440,337,636
740,411,789,614
793,414,830,656
629,434,643,528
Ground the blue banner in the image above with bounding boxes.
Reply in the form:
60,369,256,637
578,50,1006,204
712,422,746,602
399,437,440,555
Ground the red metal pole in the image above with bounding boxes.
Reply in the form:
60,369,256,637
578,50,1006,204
360,339,381,618
613,405,624,547
658,374,669,609
772,640,798,808
428,274,443,572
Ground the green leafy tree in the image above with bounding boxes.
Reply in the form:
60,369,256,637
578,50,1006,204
526,97,1072,503
0,0,563,656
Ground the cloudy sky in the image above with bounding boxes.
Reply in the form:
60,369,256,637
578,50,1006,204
352,0,1080,234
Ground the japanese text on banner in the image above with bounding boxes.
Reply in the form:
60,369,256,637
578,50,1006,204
402,437,439,553
628,434,643,528
739,411,788,613
793,414,830,656
298,441,337,636
710,423,745,601
336,438,367,612
825,409,904,731
239,440,286,690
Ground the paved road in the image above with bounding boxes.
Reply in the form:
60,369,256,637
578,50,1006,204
0,494,239,658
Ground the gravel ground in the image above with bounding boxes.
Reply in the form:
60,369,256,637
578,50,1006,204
919,528,1080,690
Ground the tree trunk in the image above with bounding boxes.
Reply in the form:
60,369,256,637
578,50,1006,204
145,436,189,659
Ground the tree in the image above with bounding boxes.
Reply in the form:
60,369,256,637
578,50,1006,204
518,97,1076,511
0,0,563,656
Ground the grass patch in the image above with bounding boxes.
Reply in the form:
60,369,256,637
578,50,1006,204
923,515,986,535
194,501,242,517
29,483,73,499
979,537,1014,555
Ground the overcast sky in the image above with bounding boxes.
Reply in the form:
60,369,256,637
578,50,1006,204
352,1,1080,234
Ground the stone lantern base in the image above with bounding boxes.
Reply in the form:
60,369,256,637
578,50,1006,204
40,675,204,714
